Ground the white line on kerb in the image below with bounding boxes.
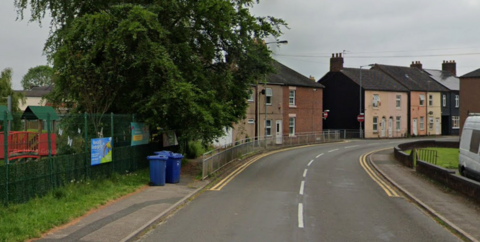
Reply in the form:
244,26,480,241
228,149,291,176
316,153,324,158
299,181,305,195
307,160,314,166
298,203,304,228
345,145,359,149
328,149,339,152
303,169,308,178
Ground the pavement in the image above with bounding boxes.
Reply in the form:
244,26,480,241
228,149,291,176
35,148,480,242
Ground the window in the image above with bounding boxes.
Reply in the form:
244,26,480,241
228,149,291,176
372,94,380,108
419,95,425,106
247,90,254,102
455,95,459,108
452,116,459,129
265,120,272,136
396,116,401,131
420,117,424,130
429,94,433,106
289,90,296,106
429,117,433,129
373,116,378,132
442,95,446,107
248,119,254,124
470,130,480,154
289,117,296,136
396,95,401,108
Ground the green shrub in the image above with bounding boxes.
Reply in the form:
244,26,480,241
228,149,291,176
186,140,205,159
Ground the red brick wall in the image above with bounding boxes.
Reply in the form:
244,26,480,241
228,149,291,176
283,86,323,135
460,77,480,133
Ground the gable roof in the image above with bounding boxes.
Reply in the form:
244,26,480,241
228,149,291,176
341,68,409,92
461,68,480,78
0,106,13,121
373,64,448,92
14,85,53,98
21,106,59,121
423,69,459,91
267,61,324,88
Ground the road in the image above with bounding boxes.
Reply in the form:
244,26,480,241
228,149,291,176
137,139,462,242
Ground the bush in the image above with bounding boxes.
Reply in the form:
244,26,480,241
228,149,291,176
186,140,205,159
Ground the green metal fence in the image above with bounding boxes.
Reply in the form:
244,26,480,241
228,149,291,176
1,111,157,205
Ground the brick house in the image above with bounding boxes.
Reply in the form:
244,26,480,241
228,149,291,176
372,62,448,136
231,61,324,144
460,68,480,132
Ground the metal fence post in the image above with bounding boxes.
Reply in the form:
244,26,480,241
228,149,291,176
4,111,9,204
111,112,114,173
47,113,54,188
84,112,88,181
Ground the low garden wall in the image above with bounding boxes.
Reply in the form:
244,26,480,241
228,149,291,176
394,140,480,204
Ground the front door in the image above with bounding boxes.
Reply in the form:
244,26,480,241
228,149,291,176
413,119,418,136
436,118,441,135
381,117,386,137
276,120,283,144
388,117,393,137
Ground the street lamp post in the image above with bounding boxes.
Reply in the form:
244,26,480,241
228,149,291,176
263,40,288,147
359,65,373,138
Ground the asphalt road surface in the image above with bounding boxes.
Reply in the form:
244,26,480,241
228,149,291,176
137,139,462,242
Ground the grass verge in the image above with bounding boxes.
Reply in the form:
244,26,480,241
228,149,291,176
405,148,459,169
0,169,150,242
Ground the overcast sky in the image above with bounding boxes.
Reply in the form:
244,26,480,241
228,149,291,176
2,0,480,90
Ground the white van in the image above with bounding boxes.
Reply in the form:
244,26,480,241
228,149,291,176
459,114,480,181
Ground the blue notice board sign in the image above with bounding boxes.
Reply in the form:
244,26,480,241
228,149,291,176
91,137,113,166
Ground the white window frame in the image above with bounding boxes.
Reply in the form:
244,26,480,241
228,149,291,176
247,90,254,102
419,95,425,106
289,90,296,106
289,117,296,136
265,119,272,136
455,95,459,108
420,117,424,130
266,88,272,105
429,94,433,106
442,94,446,107
247,119,254,124
372,94,380,108
396,116,401,131
373,116,378,132
429,117,434,129
452,116,459,129
396,95,401,108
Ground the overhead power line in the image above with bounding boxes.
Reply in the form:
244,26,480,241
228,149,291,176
273,52,480,58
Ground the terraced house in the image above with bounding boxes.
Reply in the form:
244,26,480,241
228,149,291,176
319,53,409,138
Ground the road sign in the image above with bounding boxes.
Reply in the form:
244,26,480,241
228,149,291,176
323,111,328,119
357,114,365,122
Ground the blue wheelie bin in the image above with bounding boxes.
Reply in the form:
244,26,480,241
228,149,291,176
147,155,167,186
154,151,184,183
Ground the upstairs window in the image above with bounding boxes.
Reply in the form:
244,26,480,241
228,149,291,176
455,95,459,108
396,95,401,108
419,95,425,106
372,94,380,108
442,95,446,107
289,90,296,106
266,88,272,105
247,89,254,102
429,94,433,106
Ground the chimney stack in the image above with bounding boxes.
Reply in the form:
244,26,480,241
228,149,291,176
442,60,456,76
330,53,344,72
410,61,422,69
309,75,316,81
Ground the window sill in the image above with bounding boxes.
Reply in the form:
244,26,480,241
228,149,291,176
289,134,296,137
452,127,460,130
289,105,297,108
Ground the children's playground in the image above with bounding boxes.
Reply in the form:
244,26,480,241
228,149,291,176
0,106,57,162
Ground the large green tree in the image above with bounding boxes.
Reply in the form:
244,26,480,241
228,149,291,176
14,0,287,143
21,65,54,90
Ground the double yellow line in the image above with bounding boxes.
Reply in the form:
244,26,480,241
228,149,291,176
359,148,400,197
